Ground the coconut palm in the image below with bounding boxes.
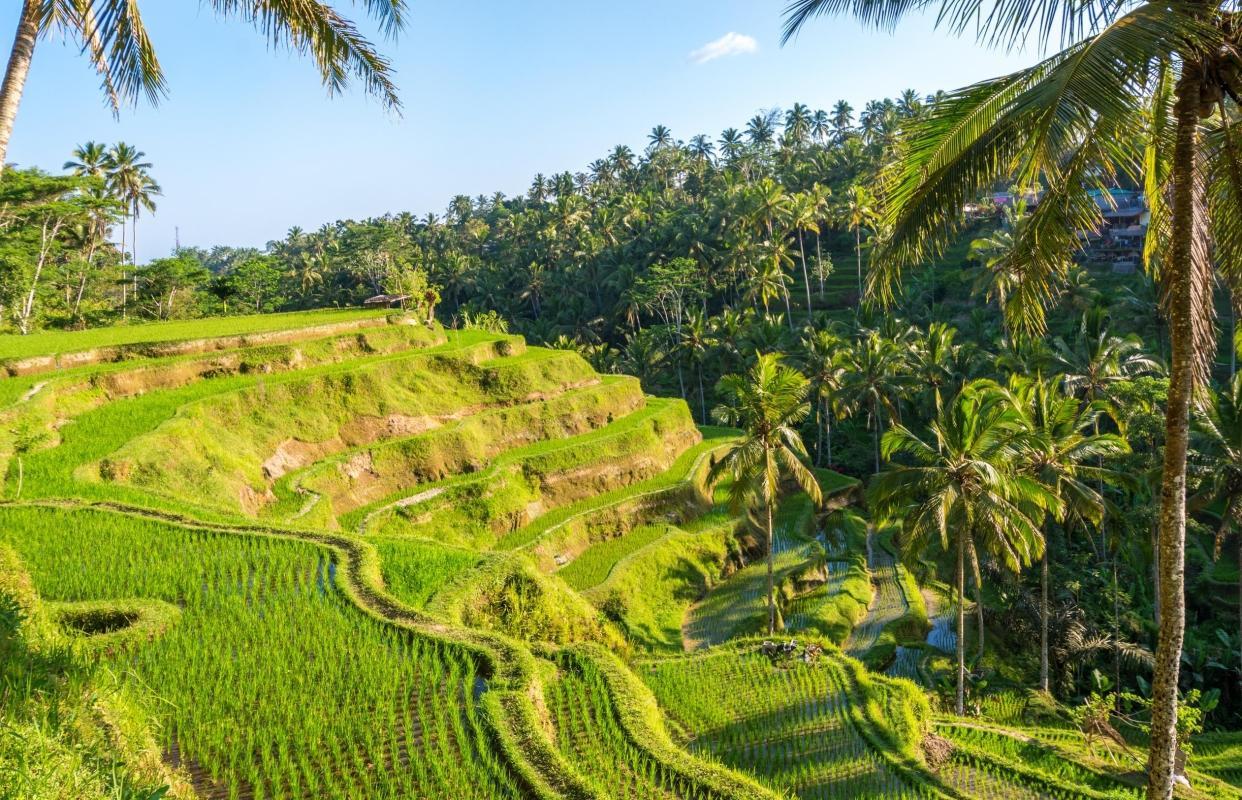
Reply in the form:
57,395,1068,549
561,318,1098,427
800,328,846,466
0,1,404,171
788,192,820,317
63,141,109,177
708,353,823,635
679,311,716,423
784,102,813,147
783,3,1242,786
1005,376,1129,694
870,382,1057,714
834,330,911,474
1192,373,1242,683
1056,309,1160,407
909,322,964,420
106,143,160,266
830,100,854,140
837,183,879,301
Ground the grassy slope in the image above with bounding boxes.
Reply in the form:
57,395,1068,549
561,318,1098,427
355,397,699,549
0,308,392,361
582,513,741,653
283,376,645,522
9,331,511,521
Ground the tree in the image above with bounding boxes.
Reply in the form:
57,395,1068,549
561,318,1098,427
968,201,1054,340
1192,373,1242,685
870,382,1057,713
783,3,1242,789
679,310,715,423
136,254,209,319
0,169,97,333
106,143,160,267
218,255,283,312
834,330,909,474
0,1,405,171
1005,376,1129,694
788,192,820,317
708,353,823,635
837,183,878,302
800,328,845,467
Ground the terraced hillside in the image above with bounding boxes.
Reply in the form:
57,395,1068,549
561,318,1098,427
2,310,1237,800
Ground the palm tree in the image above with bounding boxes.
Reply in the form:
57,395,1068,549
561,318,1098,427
1005,376,1129,694
63,141,109,177
811,108,831,143
783,3,1242,786
783,102,813,147
648,124,674,152
708,353,823,634
746,112,777,148
909,322,963,420
835,330,909,474
870,382,1056,714
680,311,715,423
788,192,820,317
837,184,879,301
968,201,1047,340
1192,373,1242,684
801,329,845,466
830,100,854,141
106,143,160,267
0,1,404,171
1056,309,1160,408
718,128,745,163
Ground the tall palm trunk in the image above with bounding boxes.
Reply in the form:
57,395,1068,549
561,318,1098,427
872,399,881,474
798,232,813,317
815,232,825,292
1040,545,1050,693
697,362,707,425
1147,70,1202,800
766,499,776,635
825,402,833,467
956,532,966,715
0,0,39,173
855,227,863,301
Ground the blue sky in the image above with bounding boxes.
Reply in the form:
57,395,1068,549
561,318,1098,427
7,1,1034,261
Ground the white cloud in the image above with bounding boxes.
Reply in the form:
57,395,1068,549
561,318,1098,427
688,32,758,64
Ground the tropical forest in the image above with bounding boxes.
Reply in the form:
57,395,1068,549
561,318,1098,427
0,1,1241,799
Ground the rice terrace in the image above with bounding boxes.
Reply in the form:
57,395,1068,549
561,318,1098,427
4,1,1242,799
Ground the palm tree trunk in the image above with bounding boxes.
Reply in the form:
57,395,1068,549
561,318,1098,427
0,0,39,174
1237,531,1241,681
956,533,966,716
825,403,833,467
975,577,985,665
697,362,707,425
855,227,863,301
798,232,813,317
815,232,824,292
873,418,880,475
1040,545,1050,694
1147,71,1202,800
766,500,776,636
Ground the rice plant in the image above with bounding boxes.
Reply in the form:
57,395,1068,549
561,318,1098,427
0,505,522,800
642,647,924,799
